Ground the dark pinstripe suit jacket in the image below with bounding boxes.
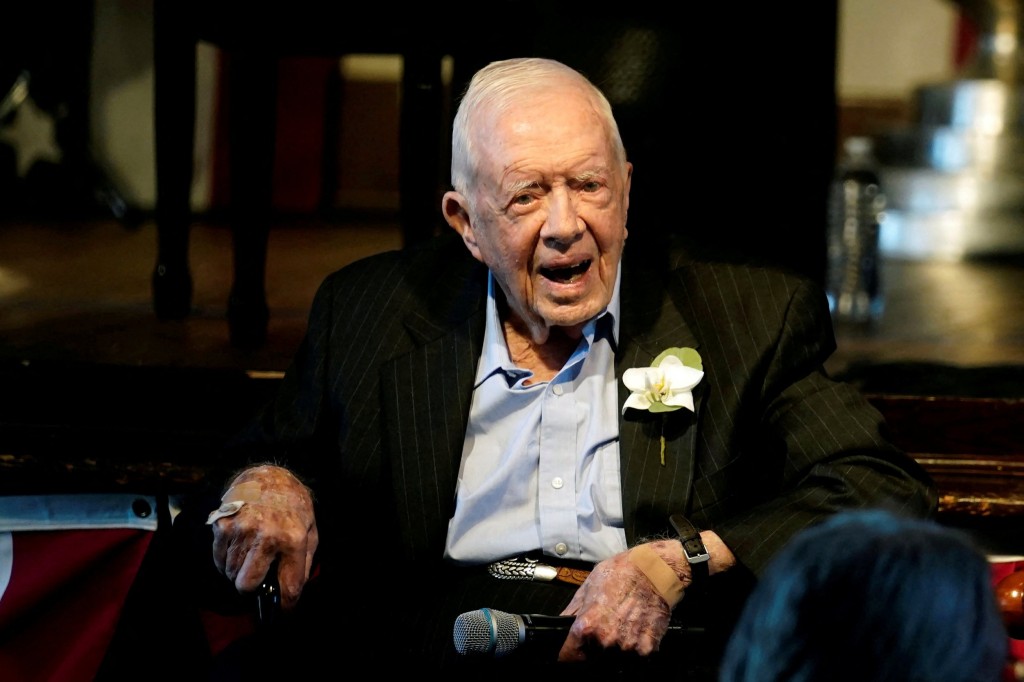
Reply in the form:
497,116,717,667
223,231,936,669
237,231,936,576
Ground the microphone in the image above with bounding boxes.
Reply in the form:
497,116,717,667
452,607,696,657
453,608,574,657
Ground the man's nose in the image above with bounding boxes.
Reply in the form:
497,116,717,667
542,190,583,242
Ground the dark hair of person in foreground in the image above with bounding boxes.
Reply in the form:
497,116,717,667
719,508,1009,682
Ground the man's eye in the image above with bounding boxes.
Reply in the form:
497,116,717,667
512,194,534,206
582,180,602,192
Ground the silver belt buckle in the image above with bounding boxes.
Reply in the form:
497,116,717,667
487,557,558,582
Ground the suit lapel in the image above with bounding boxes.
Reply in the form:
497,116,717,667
616,265,705,544
382,258,487,562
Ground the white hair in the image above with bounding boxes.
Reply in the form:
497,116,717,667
449,57,627,195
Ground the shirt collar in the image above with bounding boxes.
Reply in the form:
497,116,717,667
475,265,621,387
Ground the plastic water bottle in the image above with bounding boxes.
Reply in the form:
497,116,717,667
826,136,886,324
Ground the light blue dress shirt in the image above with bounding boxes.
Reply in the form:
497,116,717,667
444,269,628,564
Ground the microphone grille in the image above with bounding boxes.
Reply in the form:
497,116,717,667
453,607,522,656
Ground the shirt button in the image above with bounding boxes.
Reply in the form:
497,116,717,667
551,477,564,489
554,542,568,556
552,384,564,396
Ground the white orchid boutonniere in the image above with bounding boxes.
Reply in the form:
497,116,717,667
622,347,703,465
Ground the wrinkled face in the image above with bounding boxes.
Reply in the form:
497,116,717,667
445,87,631,341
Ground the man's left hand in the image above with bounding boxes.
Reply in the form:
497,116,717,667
556,539,688,662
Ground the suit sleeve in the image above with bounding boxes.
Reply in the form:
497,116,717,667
217,271,346,493
709,279,938,575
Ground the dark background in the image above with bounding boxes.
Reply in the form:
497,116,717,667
1,3,839,284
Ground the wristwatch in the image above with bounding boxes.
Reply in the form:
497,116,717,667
669,513,710,583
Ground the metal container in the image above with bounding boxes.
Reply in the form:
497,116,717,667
873,0,1024,260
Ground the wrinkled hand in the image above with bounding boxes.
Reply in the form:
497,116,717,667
210,464,318,610
557,539,690,662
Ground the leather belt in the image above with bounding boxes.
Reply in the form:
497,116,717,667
486,556,592,586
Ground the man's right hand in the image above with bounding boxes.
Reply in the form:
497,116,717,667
209,464,318,611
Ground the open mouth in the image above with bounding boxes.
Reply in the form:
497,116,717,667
539,259,592,284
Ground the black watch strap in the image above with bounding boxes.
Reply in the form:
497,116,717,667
669,513,710,583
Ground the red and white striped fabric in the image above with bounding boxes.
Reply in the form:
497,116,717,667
0,494,162,682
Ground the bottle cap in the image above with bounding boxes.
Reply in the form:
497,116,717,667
844,136,874,162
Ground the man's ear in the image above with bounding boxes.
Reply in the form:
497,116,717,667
623,162,633,239
442,190,483,262
623,162,633,214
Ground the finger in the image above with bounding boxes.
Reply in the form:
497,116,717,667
234,540,275,594
211,535,227,576
276,548,311,610
557,630,588,663
304,522,319,575
212,517,250,580
304,544,316,580
637,631,660,656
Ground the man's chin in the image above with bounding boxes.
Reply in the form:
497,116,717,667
537,301,605,331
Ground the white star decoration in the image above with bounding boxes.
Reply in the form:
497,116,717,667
0,94,62,178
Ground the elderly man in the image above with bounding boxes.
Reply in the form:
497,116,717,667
189,57,936,677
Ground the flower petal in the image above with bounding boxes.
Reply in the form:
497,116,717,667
664,365,704,391
622,392,652,414
663,390,695,412
622,367,654,392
